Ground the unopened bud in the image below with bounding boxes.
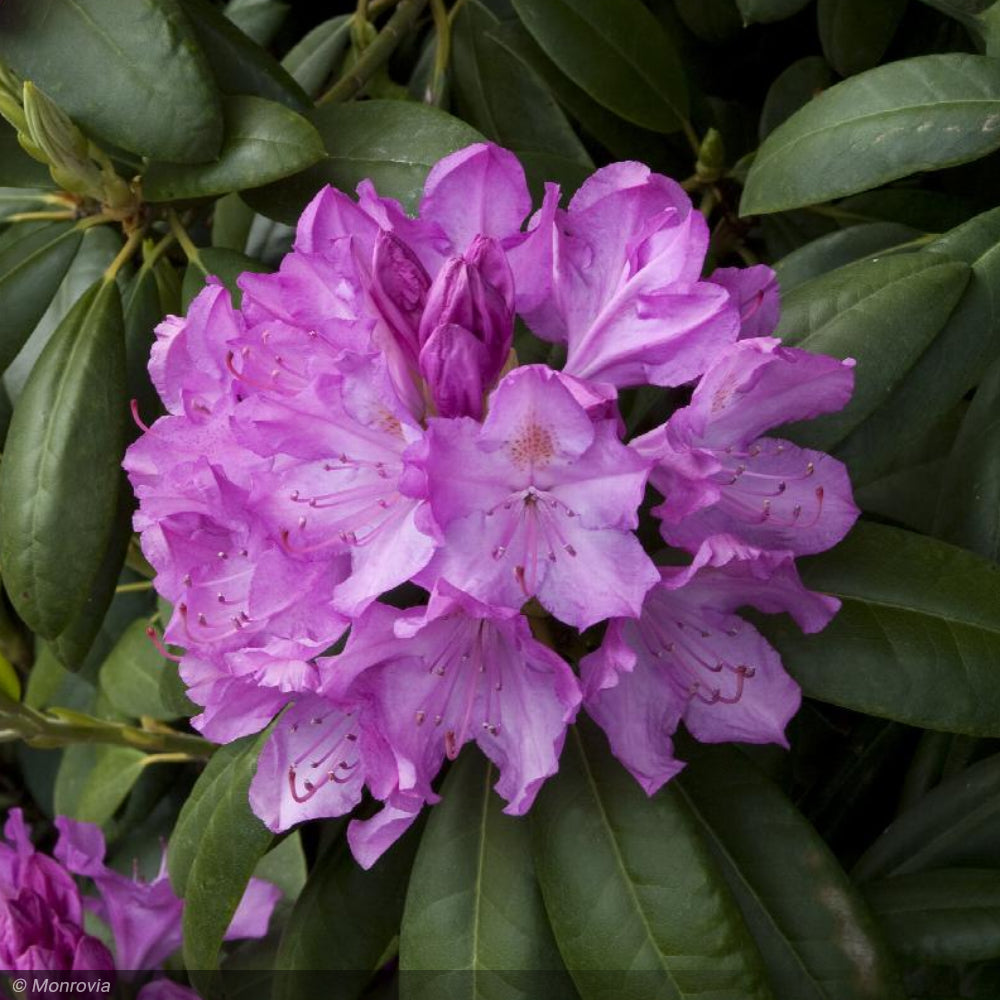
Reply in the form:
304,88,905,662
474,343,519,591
695,128,725,183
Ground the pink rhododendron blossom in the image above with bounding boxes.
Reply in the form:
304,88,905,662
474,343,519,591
0,809,278,985
125,141,859,868
633,337,860,555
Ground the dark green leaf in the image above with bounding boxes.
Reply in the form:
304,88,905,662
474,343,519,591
0,278,126,638
933,357,1000,559
679,747,905,1000
510,0,689,133
764,522,1000,736
0,121,53,187
142,95,324,202
837,207,1000,483
211,192,256,252
818,0,908,77
181,246,270,309
674,0,742,43
0,0,222,162
865,869,1000,963
776,253,970,453
759,57,834,140
854,751,1000,879
452,1,593,197
274,824,421,995
531,725,770,1000
169,731,273,989
99,618,180,720
401,751,576,998
737,0,812,24
179,0,309,110
742,55,1000,215
223,0,288,46
123,262,169,430
774,222,919,292
0,221,83,373
281,15,352,98
54,743,147,826
48,481,131,671
245,100,484,225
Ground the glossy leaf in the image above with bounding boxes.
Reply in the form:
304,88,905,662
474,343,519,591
774,222,919,292
0,278,126,638
281,15,352,98
759,56,835,140
776,253,970,453
179,0,308,110
838,207,1000,483
510,0,689,133
274,825,420,996
818,0,909,77
54,744,147,827
0,0,222,162
99,618,179,720
224,0,288,46
142,95,325,202
762,522,1000,736
737,0,812,24
401,751,576,999
0,221,83,374
865,869,1000,963
169,731,273,988
678,748,905,1000
742,55,1000,215
245,100,483,225
452,1,593,196
531,725,770,1000
854,751,1000,880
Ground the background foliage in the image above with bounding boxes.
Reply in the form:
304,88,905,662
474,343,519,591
2,0,1000,997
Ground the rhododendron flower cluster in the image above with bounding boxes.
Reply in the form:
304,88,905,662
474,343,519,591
125,144,859,869
0,809,278,985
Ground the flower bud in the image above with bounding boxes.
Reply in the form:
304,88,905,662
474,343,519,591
417,236,514,418
370,230,430,365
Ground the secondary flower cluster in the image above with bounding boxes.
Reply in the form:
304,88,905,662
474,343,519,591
125,144,859,868
0,808,278,986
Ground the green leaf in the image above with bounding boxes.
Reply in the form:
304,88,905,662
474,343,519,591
99,618,179,720
0,121,54,188
142,95,324,202
531,725,770,1000
281,15,352,98
487,22,682,171
759,56,834,140
253,831,306,903
0,278,126,638
817,0,908,77
742,55,1000,216
274,825,421,995
181,246,270,309
933,357,1000,559
854,751,1000,880
452,0,593,197
0,654,21,702
245,100,484,225
673,0,742,43
223,0,288,46
48,482,131,671
864,869,1000,963
774,222,919,292
179,0,308,110
0,0,222,163
510,0,688,133
0,221,83,374
762,522,1000,736
400,751,576,998
837,207,1000,483
775,253,970,454
211,192,255,252
54,744,147,826
678,747,906,1000
168,732,273,989
736,0,812,24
